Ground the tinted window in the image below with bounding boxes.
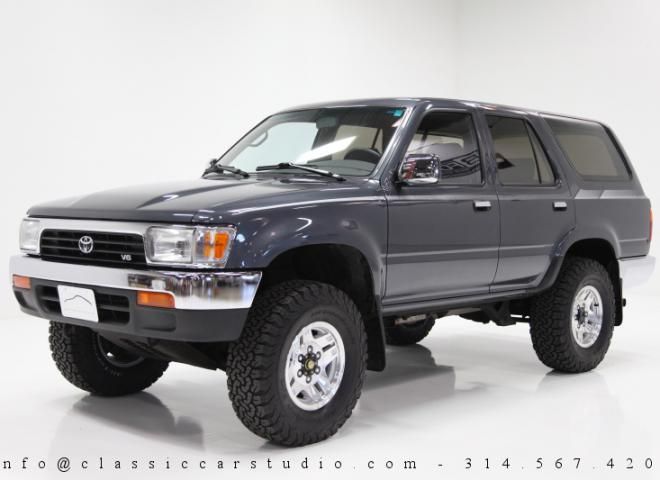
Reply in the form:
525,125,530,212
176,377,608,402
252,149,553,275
487,116,555,185
405,112,481,184
545,116,630,181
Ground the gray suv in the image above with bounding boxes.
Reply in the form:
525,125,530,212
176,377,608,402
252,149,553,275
10,98,654,446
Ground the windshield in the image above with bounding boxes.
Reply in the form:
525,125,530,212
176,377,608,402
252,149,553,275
218,107,406,177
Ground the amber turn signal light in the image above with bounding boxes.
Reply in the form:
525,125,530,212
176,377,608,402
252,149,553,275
12,275,31,290
137,291,175,309
201,230,231,262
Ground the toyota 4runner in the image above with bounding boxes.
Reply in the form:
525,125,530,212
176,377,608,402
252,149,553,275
10,98,654,446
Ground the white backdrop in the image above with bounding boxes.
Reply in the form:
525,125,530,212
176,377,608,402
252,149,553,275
1,2,660,478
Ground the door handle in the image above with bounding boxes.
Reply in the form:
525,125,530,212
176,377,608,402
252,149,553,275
553,201,568,211
473,200,492,211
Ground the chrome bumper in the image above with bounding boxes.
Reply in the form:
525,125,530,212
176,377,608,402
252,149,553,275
620,255,655,289
10,255,262,310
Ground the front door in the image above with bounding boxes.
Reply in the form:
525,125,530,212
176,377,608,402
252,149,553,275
384,109,500,306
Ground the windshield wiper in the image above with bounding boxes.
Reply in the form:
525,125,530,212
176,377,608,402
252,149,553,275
255,162,345,182
203,161,250,178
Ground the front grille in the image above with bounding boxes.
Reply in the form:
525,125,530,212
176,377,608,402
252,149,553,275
40,229,147,268
36,285,130,324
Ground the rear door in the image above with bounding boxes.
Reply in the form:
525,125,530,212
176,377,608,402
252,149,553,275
483,111,575,291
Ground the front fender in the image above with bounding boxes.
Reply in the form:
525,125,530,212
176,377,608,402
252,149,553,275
221,192,388,297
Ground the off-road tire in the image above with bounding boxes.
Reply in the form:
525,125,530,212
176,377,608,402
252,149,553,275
385,317,436,346
49,322,169,396
530,256,615,373
226,281,367,446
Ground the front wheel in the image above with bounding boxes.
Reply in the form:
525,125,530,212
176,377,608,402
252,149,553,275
530,257,616,373
226,281,367,446
49,322,169,396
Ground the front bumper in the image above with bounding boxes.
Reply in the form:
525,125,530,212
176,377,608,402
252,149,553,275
10,255,262,342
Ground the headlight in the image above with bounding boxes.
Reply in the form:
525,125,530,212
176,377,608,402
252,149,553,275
146,226,236,267
19,219,41,252
145,227,194,264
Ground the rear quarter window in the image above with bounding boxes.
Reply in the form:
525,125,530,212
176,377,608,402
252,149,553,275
544,116,631,181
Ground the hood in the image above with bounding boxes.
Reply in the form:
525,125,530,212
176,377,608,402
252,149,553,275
27,176,372,223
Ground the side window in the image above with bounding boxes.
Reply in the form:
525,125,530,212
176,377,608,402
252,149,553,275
405,112,482,185
529,127,555,184
544,116,630,181
487,116,555,185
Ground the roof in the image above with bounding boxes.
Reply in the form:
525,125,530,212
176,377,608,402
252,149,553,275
278,97,600,124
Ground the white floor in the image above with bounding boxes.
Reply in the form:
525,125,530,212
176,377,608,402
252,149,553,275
1,291,659,479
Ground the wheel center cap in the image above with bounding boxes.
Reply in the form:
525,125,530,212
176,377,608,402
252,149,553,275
297,348,322,381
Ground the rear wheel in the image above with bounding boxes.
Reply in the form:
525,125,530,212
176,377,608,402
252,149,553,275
385,315,435,346
49,322,169,396
226,281,367,446
530,257,615,373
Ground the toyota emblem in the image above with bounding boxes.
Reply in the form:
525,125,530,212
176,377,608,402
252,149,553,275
78,235,94,254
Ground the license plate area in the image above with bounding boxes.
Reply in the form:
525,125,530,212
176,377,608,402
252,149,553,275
57,285,99,323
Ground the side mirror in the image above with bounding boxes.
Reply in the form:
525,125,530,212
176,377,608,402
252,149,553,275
397,154,440,185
